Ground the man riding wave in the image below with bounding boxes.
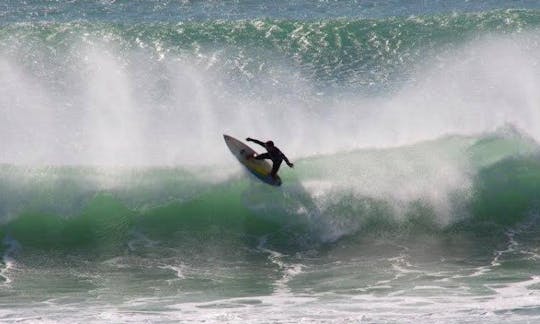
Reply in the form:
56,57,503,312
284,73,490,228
246,137,294,179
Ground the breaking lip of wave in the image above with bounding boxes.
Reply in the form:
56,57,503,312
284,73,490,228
2,24,540,166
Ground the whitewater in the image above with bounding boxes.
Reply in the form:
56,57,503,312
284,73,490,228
2,1,540,323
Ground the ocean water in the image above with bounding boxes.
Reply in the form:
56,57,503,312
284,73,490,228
2,1,540,323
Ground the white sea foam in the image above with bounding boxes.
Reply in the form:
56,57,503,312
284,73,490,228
1,33,540,168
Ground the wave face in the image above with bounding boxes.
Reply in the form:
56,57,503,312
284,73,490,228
1,131,538,255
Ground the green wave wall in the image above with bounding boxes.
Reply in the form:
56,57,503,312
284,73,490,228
2,10,540,91
1,132,539,256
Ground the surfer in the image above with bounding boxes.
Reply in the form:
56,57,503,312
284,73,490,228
246,137,294,179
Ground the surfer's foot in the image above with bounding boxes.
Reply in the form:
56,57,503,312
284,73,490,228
246,153,255,160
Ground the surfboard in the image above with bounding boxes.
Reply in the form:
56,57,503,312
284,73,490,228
223,134,282,186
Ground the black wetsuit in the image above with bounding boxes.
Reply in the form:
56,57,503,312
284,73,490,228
248,138,292,177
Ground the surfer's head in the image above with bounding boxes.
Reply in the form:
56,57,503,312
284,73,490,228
265,141,274,148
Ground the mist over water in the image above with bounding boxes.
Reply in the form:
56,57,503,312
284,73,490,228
2,20,540,166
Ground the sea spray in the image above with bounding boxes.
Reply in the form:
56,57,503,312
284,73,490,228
2,13,540,165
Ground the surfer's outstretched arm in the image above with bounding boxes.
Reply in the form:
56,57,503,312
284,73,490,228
246,137,266,147
281,153,294,168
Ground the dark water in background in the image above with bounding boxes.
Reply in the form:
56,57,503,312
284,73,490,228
2,1,540,322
